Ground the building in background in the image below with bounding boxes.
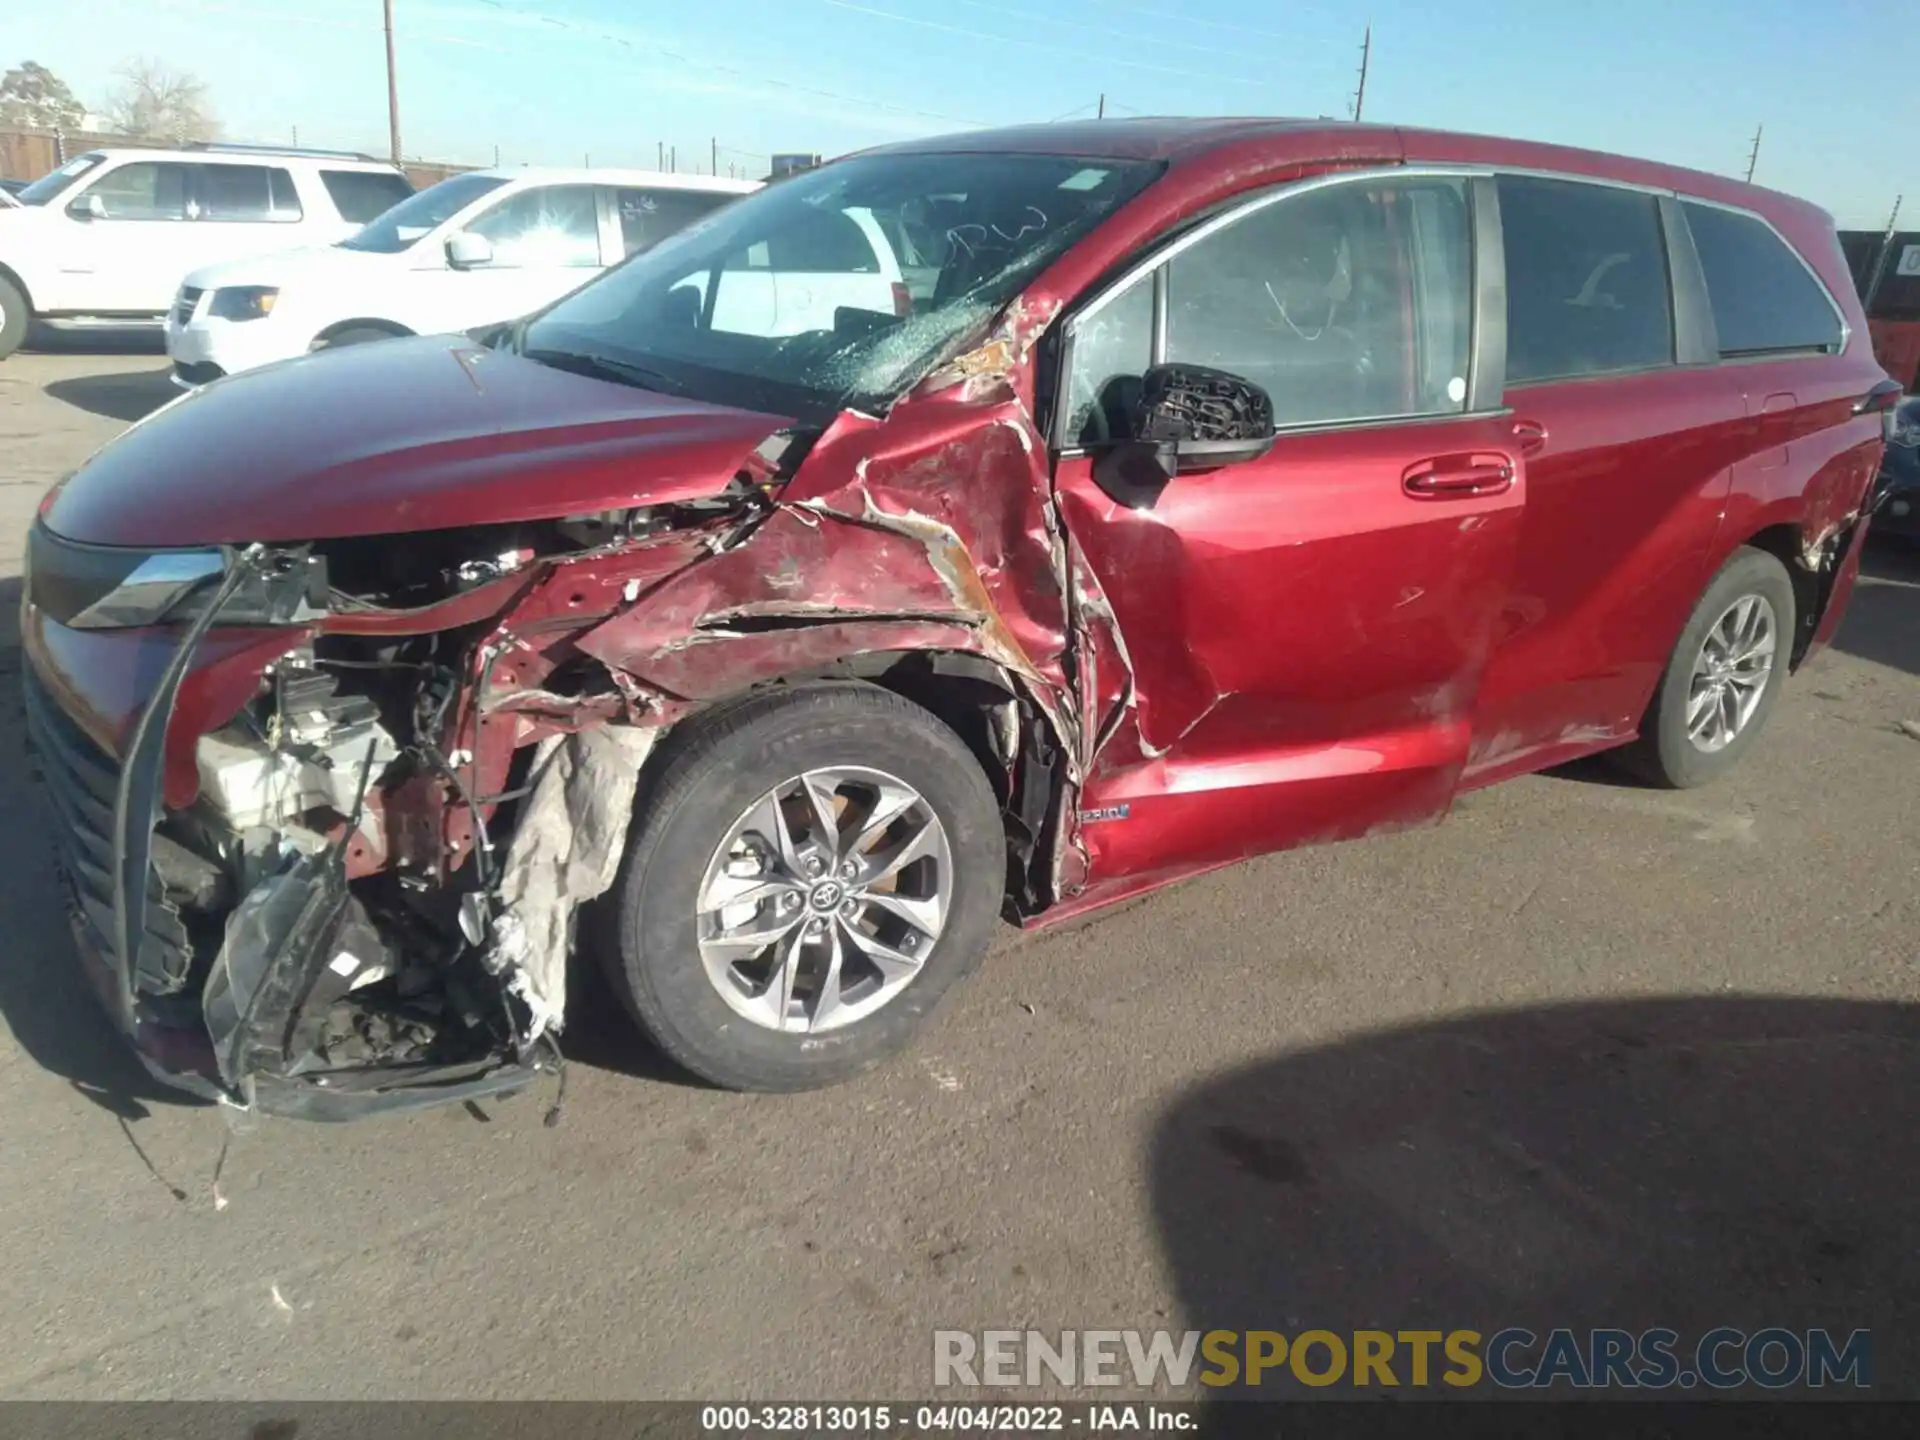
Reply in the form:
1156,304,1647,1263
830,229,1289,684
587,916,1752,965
768,152,822,181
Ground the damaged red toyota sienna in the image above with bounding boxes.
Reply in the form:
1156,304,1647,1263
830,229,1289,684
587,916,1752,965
20,120,1892,1118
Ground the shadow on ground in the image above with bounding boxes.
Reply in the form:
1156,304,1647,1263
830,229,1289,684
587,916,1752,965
24,323,166,356
41,365,176,423
1151,996,1918,1404
1833,538,1920,679
0,576,203,1120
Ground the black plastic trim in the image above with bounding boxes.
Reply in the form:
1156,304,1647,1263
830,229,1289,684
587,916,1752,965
1661,194,1719,366
1467,175,1507,412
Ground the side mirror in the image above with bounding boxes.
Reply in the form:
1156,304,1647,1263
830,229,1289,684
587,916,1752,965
1091,364,1277,509
67,193,106,222
445,231,493,269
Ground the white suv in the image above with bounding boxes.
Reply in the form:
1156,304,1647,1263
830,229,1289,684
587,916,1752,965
165,167,761,387
0,144,413,359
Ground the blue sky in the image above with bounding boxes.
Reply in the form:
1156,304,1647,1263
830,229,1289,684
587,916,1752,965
12,0,1913,227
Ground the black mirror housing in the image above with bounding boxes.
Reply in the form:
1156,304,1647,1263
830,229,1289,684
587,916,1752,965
1135,363,1277,470
1089,364,1277,509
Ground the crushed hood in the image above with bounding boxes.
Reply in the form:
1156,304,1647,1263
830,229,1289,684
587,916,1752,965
44,335,796,547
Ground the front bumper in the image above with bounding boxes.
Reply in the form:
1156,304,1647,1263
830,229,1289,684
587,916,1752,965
20,589,541,1121
164,313,296,388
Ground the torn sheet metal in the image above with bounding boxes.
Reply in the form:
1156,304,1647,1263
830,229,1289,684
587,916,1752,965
490,724,660,1041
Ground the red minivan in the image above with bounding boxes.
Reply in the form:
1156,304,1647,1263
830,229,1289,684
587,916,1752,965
20,120,1892,1116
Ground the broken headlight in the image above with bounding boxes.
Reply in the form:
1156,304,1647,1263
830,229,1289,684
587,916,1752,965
207,285,280,322
25,521,326,630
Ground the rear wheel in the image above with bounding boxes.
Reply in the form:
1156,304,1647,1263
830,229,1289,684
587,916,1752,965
603,684,1005,1091
1615,546,1797,788
0,276,29,361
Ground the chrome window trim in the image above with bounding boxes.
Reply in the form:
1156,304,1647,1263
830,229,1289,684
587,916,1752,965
1051,159,1849,451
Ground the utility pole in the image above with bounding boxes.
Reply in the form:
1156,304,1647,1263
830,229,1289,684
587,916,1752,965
657,141,664,169
1351,23,1371,121
383,0,403,165
1097,93,1105,118
493,143,500,166
670,145,676,173
711,137,718,175
1744,124,1763,183
1863,194,1905,317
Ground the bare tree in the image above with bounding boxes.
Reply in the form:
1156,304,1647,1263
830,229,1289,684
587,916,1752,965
0,61,86,131
102,58,219,142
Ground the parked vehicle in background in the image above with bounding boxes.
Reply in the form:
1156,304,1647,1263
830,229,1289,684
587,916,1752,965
21,119,1890,1118
166,168,762,387
1840,229,1920,392
1873,394,1920,539
0,144,413,360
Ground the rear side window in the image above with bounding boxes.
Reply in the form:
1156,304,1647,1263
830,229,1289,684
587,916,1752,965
615,187,735,257
197,164,301,222
321,169,413,224
1681,202,1843,357
1499,176,1673,384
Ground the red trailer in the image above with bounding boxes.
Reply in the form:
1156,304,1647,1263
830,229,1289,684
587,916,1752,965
1842,229,1920,390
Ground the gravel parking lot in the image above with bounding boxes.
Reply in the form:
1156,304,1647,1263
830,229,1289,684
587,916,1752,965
2,338,1917,1400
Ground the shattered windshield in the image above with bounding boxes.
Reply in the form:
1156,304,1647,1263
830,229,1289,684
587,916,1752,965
340,171,507,253
518,151,1162,419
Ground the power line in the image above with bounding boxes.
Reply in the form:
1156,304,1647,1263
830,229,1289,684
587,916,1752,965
811,0,1276,87
940,0,1295,64
465,0,990,125
1109,0,1347,42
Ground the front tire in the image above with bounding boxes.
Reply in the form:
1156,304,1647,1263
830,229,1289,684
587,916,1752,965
1616,546,1797,788
0,276,29,360
604,684,1005,1091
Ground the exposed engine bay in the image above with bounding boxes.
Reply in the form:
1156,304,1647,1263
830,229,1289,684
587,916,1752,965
44,491,777,1119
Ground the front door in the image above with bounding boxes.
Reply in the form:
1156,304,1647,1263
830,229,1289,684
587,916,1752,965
1051,171,1526,889
59,158,200,314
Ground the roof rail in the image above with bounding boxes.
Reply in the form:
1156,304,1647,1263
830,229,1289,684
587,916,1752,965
181,141,384,163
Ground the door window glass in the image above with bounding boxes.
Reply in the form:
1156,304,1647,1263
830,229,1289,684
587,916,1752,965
1065,176,1474,443
467,184,602,266
1499,175,1674,384
80,162,190,221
